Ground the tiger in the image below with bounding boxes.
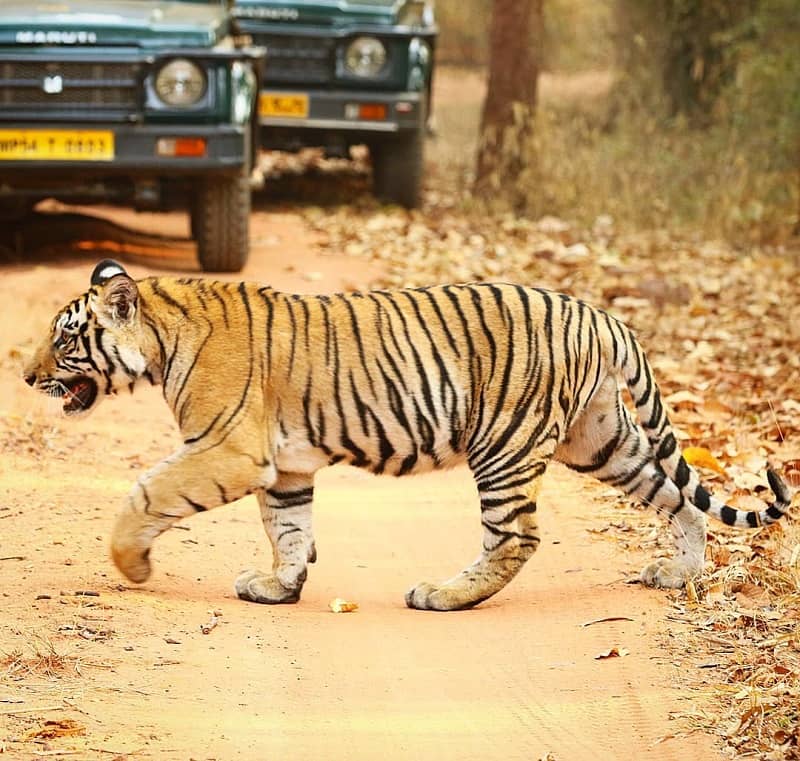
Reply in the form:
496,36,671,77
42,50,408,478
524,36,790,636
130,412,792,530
23,259,792,611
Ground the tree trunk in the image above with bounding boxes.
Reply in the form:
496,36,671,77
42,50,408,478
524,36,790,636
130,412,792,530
474,0,543,200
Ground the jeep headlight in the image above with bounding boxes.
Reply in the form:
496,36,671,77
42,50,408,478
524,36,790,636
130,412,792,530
155,59,207,107
344,37,387,78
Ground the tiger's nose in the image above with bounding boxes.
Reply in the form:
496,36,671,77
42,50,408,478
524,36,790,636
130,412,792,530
23,373,36,387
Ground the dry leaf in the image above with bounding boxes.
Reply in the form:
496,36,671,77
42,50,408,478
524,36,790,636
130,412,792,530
731,582,771,608
665,390,704,409
708,544,732,567
683,446,727,475
329,598,358,613
731,470,768,491
729,450,767,471
701,398,733,422
23,719,85,740
594,646,630,660
728,493,768,513
705,582,727,603
581,616,634,628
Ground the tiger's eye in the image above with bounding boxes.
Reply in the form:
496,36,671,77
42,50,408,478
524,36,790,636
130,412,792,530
53,330,75,351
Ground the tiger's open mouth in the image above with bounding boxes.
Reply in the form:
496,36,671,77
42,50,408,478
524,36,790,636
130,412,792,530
60,377,98,415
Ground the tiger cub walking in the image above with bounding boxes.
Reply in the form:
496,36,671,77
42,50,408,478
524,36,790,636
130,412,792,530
23,260,792,610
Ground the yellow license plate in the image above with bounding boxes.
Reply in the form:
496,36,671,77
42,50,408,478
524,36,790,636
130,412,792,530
259,92,309,119
0,130,115,161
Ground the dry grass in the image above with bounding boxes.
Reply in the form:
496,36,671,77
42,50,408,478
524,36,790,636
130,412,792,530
454,95,797,242
666,518,800,758
517,103,798,244
1,635,82,681
429,58,798,243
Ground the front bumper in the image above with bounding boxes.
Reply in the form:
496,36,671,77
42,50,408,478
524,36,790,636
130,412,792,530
257,87,425,135
0,123,248,178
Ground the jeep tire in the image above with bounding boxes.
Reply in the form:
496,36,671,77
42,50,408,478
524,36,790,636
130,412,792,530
192,172,250,272
371,126,424,209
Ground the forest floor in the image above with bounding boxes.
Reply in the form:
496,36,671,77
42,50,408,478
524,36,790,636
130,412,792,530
0,66,798,760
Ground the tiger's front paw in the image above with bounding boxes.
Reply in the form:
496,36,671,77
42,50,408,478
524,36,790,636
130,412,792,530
234,569,302,604
110,511,156,583
640,557,700,589
111,542,151,584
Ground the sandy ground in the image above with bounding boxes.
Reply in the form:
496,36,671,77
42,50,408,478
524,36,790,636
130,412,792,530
0,202,728,761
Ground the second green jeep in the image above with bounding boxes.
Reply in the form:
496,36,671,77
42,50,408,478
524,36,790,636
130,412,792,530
234,0,437,208
0,0,263,271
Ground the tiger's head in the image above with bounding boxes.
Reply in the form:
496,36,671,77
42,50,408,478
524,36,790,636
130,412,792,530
23,260,146,417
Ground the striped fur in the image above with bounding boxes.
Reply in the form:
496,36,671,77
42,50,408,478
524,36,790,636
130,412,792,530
23,260,792,610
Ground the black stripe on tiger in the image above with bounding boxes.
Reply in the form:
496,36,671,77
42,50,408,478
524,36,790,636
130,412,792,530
266,487,314,508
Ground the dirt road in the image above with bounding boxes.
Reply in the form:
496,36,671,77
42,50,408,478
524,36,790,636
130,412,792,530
0,206,722,760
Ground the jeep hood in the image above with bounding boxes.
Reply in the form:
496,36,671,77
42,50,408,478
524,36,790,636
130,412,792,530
234,0,418,27
0,1,230,48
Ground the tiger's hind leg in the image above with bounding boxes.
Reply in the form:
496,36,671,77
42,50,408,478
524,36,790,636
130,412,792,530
406,441,551,611
235,472,316,605
556,376,706,588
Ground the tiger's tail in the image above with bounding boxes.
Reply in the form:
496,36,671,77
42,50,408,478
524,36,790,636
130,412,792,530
612,320,793,528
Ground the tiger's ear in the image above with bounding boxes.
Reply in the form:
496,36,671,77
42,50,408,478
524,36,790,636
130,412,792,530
91,259,128,286
91,261,138,325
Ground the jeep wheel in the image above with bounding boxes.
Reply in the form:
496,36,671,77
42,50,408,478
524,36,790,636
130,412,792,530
371,127,424,208
192,172,250,272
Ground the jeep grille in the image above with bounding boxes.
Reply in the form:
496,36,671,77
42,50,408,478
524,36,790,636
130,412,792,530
256,36,334,85
0,60,140,121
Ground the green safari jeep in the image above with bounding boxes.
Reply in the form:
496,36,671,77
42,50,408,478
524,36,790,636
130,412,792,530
0,0,263,271
234,0,437,208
